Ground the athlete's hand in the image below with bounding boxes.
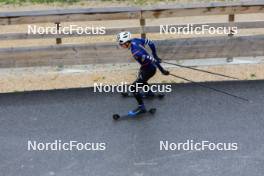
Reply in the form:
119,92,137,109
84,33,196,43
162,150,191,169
162,70,170,75
153,55,162,63
156,57,162,63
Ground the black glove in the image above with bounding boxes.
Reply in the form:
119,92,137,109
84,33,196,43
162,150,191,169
155,60,169,76
162,70,170,75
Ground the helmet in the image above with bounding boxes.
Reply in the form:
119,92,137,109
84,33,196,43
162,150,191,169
117,31,131,45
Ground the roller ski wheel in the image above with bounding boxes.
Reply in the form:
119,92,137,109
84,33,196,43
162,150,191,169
113,114,120,120
113,108,156,120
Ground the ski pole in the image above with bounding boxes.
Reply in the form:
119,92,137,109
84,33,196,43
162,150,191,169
163,61,239,80
169,73,250,102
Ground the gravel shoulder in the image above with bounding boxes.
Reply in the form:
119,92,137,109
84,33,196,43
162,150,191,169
1,60,263,93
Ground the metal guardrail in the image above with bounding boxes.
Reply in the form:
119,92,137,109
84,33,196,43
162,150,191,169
0,1,263,67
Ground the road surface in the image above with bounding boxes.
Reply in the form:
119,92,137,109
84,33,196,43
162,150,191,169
0,80,263,176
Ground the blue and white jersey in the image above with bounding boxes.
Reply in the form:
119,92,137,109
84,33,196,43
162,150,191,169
130,38,157,68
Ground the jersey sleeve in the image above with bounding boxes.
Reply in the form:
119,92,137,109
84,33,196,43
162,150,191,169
132,48,155,63
142,38,158,58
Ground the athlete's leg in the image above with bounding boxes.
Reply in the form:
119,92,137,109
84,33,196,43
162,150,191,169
131,66,156,103
140,66,157,97
131,72,144,105
128,77,145,116
128,66,157,116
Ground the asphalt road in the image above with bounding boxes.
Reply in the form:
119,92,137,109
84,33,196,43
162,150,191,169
0,80,263,176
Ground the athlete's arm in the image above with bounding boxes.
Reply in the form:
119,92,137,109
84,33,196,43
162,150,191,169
143,39,169,75
155,61,170,75
142,38,162,62
144,39,156,56
133,49,169,75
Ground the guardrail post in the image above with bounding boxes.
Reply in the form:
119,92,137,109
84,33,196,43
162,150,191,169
55,22,62,44
227,14,235,62
140,11,146,38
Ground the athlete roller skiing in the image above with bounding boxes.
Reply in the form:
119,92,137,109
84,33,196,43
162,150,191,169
117,31,170,116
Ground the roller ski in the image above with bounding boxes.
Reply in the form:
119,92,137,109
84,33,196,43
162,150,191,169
121,92,165,99
113,104,156,120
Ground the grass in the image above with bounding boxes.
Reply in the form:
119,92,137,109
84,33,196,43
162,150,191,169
250,73,257,79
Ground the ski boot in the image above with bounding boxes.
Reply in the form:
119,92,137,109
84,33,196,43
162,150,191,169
128,104,147,117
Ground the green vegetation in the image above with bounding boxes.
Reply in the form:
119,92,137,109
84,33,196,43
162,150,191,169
250,73,257,79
